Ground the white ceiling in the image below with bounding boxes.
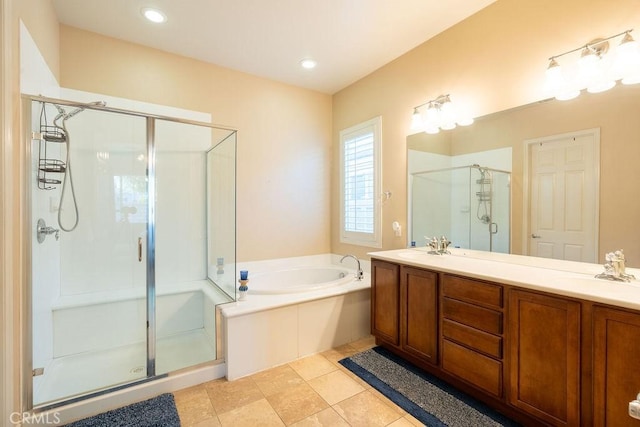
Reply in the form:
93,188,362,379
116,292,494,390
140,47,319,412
52,0,495,94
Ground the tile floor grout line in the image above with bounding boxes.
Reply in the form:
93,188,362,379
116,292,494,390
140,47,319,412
174,336,414,426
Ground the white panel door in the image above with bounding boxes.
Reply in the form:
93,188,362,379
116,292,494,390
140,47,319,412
528,130,598,262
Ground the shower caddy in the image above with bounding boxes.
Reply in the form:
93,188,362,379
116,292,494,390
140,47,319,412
36,104,66,190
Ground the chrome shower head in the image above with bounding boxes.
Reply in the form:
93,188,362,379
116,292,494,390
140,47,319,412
66,107,85,119
54,100,107,121
53,104,66,115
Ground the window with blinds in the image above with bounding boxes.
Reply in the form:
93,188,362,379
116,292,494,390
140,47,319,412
339,117,381,247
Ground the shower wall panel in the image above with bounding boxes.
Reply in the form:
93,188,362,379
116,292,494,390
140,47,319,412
154,120,211,288
155,152,207,286
59,111,147,296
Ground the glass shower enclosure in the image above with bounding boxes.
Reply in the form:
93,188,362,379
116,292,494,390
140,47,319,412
25,96,237,407
410,165,511,253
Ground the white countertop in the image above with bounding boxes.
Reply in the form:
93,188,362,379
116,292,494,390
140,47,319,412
368,248,640,311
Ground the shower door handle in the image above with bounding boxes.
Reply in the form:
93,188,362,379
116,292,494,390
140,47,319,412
490,222,498,234
138,237,143,262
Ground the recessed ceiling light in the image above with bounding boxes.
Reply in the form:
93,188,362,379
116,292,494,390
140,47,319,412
300,59,317,70
142,7,167,24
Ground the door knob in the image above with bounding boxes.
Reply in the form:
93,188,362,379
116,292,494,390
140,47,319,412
531,234,542,239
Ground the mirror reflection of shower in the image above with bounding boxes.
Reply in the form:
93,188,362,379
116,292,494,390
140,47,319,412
410,163,511,253
38,101,106,232
475,164,492,225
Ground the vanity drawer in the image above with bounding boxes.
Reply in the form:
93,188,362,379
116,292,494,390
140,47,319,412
442,318,502,359
442,297,503,335
442,339,502,397
442,274,503,309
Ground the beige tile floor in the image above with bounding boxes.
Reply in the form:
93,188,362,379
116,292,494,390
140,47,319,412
173,336,424,426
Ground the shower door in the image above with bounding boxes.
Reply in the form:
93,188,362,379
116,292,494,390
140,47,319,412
30,101,150,405
468,167,511,253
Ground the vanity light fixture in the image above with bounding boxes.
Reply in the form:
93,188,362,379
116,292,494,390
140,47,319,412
410,94,474,134
545,29,640,101
619,32,640,84
142,7,167,24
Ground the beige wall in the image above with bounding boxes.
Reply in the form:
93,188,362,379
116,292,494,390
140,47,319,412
15,0,60,81
332,0,640,259
3,0,60,420
59,25,333,262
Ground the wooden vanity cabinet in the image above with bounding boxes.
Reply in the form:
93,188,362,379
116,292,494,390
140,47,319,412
440,274,505,398
371,258,640,426
508,289,581,426
370,260,438,365
370,260,400,345
400,266,438,364
593,306,640,426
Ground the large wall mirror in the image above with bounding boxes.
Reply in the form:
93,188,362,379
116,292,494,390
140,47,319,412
407,83,640,267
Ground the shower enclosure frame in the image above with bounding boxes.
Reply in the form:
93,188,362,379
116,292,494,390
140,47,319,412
408,164,511,252
21,94,237,411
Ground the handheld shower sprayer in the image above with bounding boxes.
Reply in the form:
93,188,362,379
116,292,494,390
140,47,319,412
47,100,107,232
475,165,492,225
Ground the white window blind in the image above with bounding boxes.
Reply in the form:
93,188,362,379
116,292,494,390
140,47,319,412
344,133,374,233
340,117,381,247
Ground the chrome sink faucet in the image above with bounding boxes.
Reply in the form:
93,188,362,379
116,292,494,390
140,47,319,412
595,249,636,282
340,254,364,281
426,236,451,255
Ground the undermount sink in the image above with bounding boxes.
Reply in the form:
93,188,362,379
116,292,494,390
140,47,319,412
396,250,432,261
553,276,640,288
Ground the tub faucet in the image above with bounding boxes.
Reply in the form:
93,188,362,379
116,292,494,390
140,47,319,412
340,254,364,281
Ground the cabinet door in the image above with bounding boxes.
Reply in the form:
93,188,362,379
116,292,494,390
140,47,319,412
401,266,438,364
593,306,640,426
508,290,581,426
371,260,400,345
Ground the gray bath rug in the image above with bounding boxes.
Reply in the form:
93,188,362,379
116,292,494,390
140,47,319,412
62,393,180,427
339,346,520,427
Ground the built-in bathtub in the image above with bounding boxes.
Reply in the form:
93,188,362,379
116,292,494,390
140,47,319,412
249,266,352,294
220,254,371,380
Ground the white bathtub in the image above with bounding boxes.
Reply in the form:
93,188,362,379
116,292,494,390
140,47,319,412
221,254,372,380
248,266,352,294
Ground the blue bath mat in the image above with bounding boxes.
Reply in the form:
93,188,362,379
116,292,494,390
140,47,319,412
340,346,520,426
62,393,180,427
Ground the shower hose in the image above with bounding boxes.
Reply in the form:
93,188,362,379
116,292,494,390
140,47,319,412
57,118,80,232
